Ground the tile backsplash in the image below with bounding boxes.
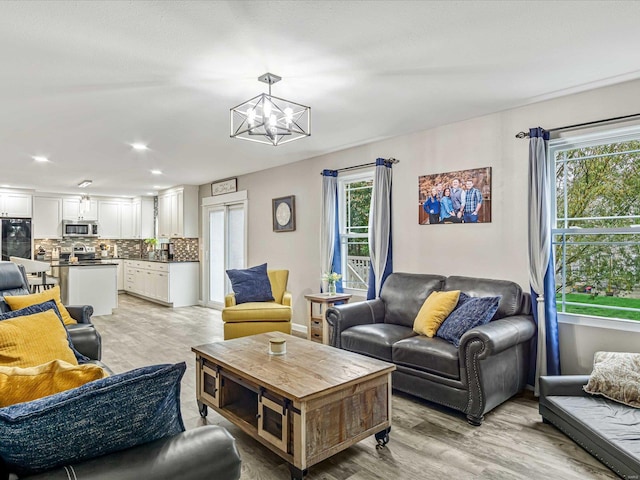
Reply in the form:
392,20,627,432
35,238,199,262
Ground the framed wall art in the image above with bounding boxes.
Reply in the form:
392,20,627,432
272,195,296,232
418,167,492,225
211,178,237,196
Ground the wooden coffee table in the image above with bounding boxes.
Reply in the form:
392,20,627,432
193,332,395,479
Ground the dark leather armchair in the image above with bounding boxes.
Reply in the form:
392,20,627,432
326,273,535,425
0,261,101,360
0,261,243,479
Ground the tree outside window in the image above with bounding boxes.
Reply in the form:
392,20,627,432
552,131,640,321
339,173,373,290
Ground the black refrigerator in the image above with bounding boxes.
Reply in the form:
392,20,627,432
1,218,32,261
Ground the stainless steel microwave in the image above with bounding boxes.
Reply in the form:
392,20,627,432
62,221,99,237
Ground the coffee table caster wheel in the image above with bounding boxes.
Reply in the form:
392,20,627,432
289,465,308,480
375,427,391,449
197,401,208,418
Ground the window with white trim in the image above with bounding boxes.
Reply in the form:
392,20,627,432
550,126,640,322
338,171,373,291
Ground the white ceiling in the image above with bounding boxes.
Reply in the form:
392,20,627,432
2,1,640,197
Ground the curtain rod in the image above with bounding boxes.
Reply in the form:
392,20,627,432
515,112,640,139
319,158,399,175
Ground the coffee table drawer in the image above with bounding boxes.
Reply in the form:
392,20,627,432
199,360,220,408
258,394,289,453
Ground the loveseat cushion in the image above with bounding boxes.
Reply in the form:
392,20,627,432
443,275,525,320
342,324,415,361
380,273,445,328
392,336,460,380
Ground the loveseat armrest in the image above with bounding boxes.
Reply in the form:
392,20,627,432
22,426,241,480
459,315,536,359
225,293,237,307
539,375,590,398
326,299,385,348
65,305,94,324
66,324,102,361
282,290,292,307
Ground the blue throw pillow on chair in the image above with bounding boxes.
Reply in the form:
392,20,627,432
436,294,501,347
226,263,274,304
0,362,186,475
0,300,90,364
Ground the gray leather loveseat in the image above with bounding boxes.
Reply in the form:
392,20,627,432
539,375,640,479
326,273,535,425
0,261,242,480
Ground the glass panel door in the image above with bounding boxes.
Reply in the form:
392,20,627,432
204,200,246,309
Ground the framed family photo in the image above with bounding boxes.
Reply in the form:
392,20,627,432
418,167,492,225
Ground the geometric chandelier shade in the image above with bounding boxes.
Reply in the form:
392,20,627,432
230,73,311,146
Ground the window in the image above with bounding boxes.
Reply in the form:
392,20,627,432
550,127,640,322
338,172,373,290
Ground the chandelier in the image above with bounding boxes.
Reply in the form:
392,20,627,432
230,73,311,146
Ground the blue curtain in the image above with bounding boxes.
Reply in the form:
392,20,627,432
527,127,561,394
321,170,342,293
367,158,393,299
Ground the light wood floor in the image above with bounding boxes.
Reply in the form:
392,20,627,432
92,294,616,480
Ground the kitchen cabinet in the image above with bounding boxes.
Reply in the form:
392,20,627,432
97,201,121,239
124,260,198,307
33,196,63,238
0,192,32,218
103,259,124,291
62,198,98,221
157,186,197,238
98,199,143,239
120,202,133,239
133,197,154,239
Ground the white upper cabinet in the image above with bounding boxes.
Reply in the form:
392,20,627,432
0,192,32,218
97,201,121,239
120,202,133,239
33,197,62,238
132,197,155,239
157,186,197,238
98,198,152,239
63,198,98,221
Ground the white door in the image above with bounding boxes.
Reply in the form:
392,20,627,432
203,193,247,309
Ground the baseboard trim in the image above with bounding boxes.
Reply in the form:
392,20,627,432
292,323,307,336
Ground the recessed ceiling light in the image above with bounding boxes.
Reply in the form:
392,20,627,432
77,180,93,188
147,192,155,195
152,185,161,189
131,143,149,151
33,156,49,162
0,184,10,188
151,170,162,175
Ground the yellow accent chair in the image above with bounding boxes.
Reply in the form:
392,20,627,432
222,269,292,340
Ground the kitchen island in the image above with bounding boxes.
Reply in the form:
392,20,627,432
51,261,118,316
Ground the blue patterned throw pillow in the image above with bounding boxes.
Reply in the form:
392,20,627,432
0,362,186,475
226,263,274,304
0,300,90,364
436,295,501,347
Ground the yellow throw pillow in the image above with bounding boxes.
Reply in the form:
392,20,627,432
413,290,461,337
0,359,107,407
4,286,77,325
0,310,78,367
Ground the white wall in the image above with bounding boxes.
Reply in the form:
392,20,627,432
200,78,640,374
